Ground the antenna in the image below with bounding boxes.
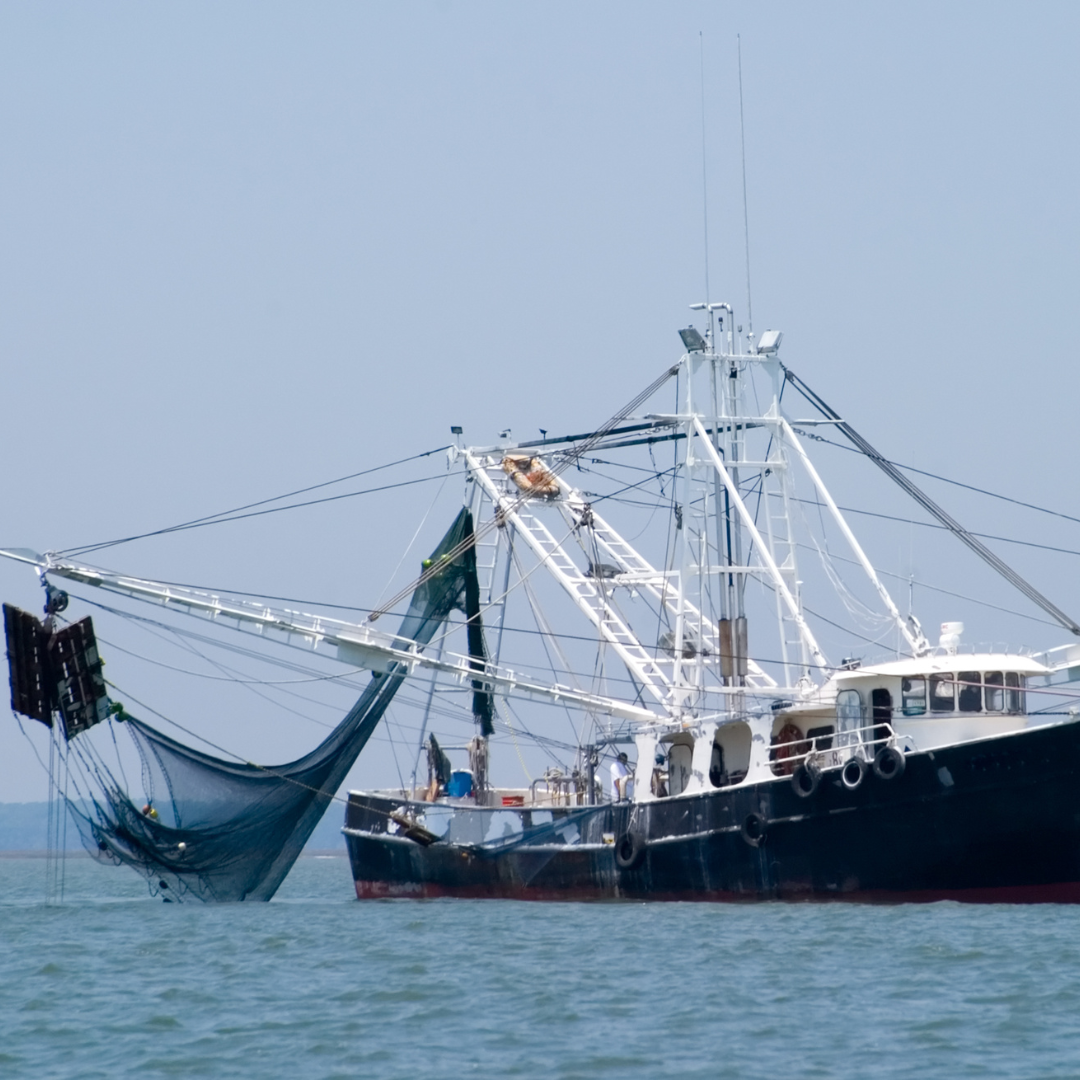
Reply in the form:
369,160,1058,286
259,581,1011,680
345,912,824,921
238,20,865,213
737,34,753,337
699,31,711,324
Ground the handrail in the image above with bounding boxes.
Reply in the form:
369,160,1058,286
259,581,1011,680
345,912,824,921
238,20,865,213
771,721,916,776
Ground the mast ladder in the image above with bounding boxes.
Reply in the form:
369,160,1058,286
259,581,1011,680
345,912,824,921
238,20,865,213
554,479,778,689
466,453,675,709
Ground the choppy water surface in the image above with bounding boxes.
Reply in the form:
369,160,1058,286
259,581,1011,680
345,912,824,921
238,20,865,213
3,854,1080,1079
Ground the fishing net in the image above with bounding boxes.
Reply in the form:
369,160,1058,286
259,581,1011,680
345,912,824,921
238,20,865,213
54,507,486,902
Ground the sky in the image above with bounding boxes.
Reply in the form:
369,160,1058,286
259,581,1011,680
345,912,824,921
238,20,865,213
3,1,1080,803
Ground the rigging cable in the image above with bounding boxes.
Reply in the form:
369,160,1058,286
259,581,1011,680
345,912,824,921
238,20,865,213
737,33,754,337
782,495,1080,560
790,540,1061,630
367,361,681,622
58,445,453,558
788,426,1080,529
782,365,1080,636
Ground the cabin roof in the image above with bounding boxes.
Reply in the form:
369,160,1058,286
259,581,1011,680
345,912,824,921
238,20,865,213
834,654,1049,681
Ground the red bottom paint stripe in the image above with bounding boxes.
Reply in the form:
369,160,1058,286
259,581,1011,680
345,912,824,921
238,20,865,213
353,879,1080,904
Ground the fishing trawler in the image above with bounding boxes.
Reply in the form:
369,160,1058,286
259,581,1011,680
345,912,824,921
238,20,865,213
339,313,1080,902
6,305,1080,902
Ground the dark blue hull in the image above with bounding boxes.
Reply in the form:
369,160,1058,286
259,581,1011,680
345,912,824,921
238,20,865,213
344,718,1080,902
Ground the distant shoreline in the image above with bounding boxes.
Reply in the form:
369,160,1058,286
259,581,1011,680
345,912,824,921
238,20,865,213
0,802,347,853
0,849,346,859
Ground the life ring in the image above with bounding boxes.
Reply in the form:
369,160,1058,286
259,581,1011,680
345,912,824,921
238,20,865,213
841,757,868,791
771,723,810,776
614,829,647,869
791,760,821,798
741,813,767,847
873,746,906,781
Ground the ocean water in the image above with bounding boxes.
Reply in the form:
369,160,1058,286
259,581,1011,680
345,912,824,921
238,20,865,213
2,854,1080,1079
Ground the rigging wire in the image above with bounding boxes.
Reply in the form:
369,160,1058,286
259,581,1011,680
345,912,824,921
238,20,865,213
62,472,451,560
35,356,1080,791
737,32,754,336
783,366,1080,635
370,470,452,616
59,446,453,558
789,426,1080,529
47,432,1077,639
367,361,681,622
508,540,594,760
73,589,655,702
63,488,1076,706
79,584,657,755
698,29,711,309
784,495,1080,560
790,540,1061,630
49,571,1080,757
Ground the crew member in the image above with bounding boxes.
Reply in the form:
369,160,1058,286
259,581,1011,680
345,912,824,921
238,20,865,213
610,752,633,802
651,751,669,797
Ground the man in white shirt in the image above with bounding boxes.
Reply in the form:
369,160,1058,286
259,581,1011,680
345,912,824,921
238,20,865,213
610,752,633,802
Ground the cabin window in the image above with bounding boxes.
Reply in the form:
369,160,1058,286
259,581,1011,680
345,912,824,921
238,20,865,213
930,674,955,713
984,672,1004,712
901,677,926,716
806,725,834,751
1006,673,1026,714
958,671,982,713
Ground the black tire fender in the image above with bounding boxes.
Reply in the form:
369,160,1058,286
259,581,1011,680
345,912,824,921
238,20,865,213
741,813,767,847
873,745,907,781
614,829,647,870
791,760,821,798
841,756,868,791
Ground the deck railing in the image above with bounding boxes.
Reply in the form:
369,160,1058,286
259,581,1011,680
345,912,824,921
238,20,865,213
771,720,917,775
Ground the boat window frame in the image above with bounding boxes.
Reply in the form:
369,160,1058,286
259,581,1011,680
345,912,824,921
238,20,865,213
957,671,982,713
1005,672,1026,714
901,676,927,716
984,671,1004,713
929,673,955,713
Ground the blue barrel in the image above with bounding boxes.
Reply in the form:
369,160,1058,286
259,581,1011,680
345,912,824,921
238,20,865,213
445,770,474,798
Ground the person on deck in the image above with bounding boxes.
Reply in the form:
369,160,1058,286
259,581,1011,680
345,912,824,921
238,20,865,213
651,751,669,798
610,752,634,802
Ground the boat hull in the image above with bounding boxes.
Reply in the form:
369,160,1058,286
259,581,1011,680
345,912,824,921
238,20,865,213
344,718,1080,903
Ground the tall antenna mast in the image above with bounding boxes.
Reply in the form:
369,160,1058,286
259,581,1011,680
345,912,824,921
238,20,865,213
699,31,711,320
737,34,753,336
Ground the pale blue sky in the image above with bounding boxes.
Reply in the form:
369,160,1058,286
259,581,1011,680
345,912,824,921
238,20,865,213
3,2,1080,801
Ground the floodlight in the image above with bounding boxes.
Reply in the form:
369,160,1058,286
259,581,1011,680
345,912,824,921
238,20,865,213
757,329,783,355
450,426,463,435
678,327,707,353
